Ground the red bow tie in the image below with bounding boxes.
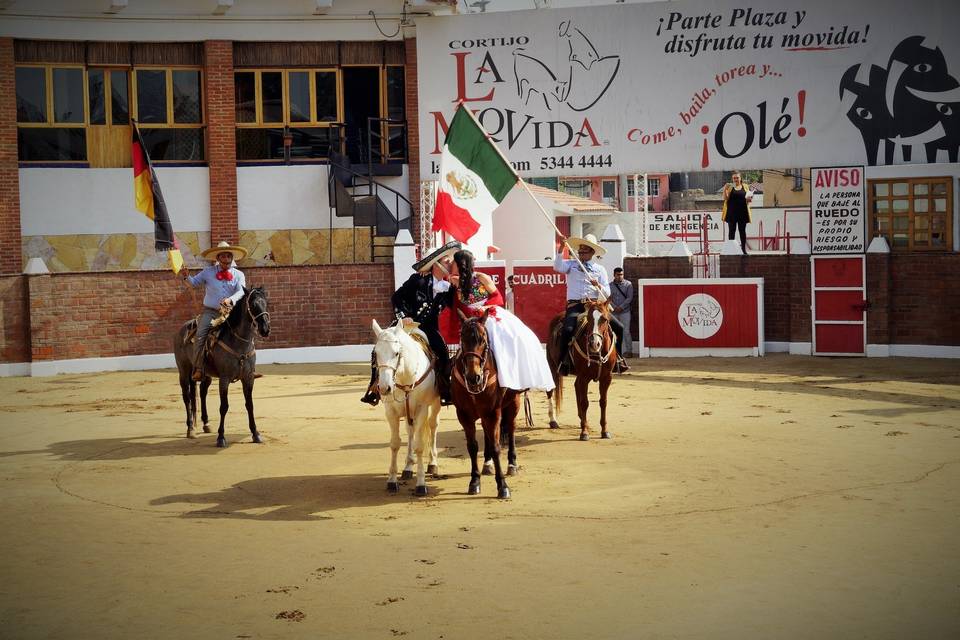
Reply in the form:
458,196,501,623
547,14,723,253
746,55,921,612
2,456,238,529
216,269,233,281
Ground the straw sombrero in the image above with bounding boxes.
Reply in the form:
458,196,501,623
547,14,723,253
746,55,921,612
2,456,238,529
566,233,605,257
412,240,461,273
201,240,248,261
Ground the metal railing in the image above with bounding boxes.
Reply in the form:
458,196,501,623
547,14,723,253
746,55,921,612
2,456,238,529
327,155,412,262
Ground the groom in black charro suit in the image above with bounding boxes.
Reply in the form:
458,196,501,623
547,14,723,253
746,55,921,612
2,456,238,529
361,241,461,406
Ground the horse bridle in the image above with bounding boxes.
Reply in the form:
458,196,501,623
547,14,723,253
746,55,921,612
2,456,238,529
246,291,270,338
456,321,491,395
376,334,434,426
377,340,433,394
572,308,615,366
217,292,269,366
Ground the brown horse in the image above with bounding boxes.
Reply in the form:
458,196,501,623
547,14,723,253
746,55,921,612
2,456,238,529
173,287,270,447
450,310,520,499
546,299,616,440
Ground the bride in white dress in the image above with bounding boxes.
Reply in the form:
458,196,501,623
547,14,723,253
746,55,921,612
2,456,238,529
449,250,555,392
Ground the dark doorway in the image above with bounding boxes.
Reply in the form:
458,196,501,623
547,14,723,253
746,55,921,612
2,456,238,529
342,66,381,164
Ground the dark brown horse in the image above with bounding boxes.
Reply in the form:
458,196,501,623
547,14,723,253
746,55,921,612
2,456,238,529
547,299,615,440
450,310,520,499
173,287,270,447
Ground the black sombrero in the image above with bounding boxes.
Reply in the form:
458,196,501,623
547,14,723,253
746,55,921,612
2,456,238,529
412,240,461,273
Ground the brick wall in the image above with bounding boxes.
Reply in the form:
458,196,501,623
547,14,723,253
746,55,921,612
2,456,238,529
4,254,959,366
887,253,960,346
24,264,394,362
404,37,421,248
710,253,956,347
719,254,811,343
0,38,23,276
624,254,813,345
0,275,30,363
204,41,238,245
623,256,691,339
866,253,890,345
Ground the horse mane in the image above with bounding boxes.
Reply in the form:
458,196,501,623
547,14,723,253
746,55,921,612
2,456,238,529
224,287,249,328
225,286,267,330
461,316,486,343
584,298,612,319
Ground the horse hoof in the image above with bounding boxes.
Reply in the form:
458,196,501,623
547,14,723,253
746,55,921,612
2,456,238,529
548,421,560,430
579,433,590,441
498,486,511,499
467,481,481,495
601,432,612,440
187,428,197,439
387,481,399,494
400,470,414,481
507,464,518,476
252,432,262,444
202,424,212,434
482,464,494,476
427,464,439,476
216,438,226,448
414,485,428,497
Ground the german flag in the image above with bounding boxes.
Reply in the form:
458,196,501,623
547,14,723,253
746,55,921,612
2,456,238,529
132,122,182,272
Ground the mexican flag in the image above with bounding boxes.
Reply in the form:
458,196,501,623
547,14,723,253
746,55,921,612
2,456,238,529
432,105,518,243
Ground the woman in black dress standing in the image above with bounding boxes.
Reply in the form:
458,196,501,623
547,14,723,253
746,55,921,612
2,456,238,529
722,170,752,254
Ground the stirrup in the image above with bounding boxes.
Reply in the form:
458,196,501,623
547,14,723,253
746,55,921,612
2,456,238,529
191,369,203,381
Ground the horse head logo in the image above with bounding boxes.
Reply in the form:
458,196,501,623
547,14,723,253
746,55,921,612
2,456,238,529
511,20,620,114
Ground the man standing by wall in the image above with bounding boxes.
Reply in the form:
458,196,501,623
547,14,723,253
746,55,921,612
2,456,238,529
610,267,633,358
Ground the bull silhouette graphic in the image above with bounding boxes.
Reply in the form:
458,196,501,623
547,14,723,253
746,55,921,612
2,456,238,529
512,20,620,113
841,35,960,164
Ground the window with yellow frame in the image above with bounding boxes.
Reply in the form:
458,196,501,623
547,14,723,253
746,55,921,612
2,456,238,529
16,64,204,163
868,177,953,251
132,67,205,162
235,68,342,161
15,64,88,162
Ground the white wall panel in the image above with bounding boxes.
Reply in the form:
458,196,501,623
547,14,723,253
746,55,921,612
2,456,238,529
19,167,210,236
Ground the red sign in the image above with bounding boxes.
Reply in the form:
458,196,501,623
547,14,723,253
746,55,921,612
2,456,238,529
642,282,760,348
512,266,567,342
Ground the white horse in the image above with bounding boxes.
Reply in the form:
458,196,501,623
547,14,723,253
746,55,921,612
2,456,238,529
372,319,441,497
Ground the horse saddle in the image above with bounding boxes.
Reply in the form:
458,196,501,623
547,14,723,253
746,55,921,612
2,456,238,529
406,329,436,366
551,310,600,350
182,310,229,352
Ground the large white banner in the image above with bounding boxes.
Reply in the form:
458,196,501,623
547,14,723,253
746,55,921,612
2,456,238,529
417,0,960,178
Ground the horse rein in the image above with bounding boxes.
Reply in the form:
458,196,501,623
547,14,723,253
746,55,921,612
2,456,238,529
454,324,493,395
246,292,270,338
572,310,615,366
377,336,434,427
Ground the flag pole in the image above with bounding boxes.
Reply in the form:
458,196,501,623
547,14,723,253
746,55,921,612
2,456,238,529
457,104,607,301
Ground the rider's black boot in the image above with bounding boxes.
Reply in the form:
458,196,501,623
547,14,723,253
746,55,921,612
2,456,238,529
557,341,572,376
360,355,380,406
360,383,381,406
437,362,453,406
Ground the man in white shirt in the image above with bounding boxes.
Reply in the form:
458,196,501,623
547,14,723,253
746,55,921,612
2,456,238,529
553,234,628,374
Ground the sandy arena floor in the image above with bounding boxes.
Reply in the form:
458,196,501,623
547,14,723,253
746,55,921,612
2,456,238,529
1,354,958,639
